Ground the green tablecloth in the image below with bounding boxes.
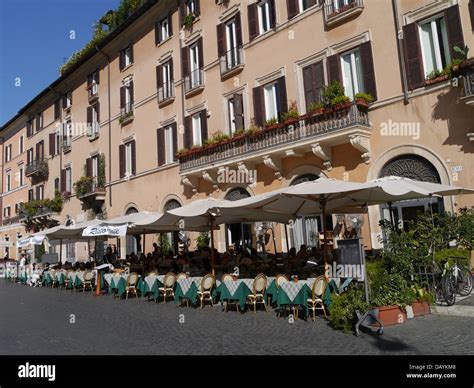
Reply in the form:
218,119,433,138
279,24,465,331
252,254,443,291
216,281,253,311
57,273,65,286
19,272,28,284
109,277,127,297
174,282,199,305
139,278,163,299
276,283,312,317
42,273,52,286
265,280,278,304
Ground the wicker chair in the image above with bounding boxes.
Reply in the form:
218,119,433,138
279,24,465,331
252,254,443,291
275,275,289,317
125,272,139,299
64,270,73,290
197,274,215,308
307,275,328,321
221,273,233,283
158,272,176,302
246,273,267,313
83,271,94,292
176,272,187,282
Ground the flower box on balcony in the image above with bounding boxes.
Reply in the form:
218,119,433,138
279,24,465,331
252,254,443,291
264,123,284,131
332,100,352,112
424,74,449,86
308,107,325,117
355,98,369,109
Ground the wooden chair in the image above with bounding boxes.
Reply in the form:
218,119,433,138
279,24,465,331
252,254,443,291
246,273,267,313
158,272,176,302
307,275,328,321
83,271,94,292
125,272,139,299
197,274,215,308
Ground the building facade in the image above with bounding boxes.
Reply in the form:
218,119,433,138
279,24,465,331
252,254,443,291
1,0,473,261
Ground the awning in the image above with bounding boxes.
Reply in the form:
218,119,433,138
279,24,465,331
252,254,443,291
16,235,45,248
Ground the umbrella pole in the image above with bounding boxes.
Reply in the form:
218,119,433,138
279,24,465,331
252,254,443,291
388,202,394,226
209,216,216,276
321,200,329,267
284,223,290,253
59,239,63,263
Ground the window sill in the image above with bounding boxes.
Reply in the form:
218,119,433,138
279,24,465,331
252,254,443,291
120,63,133,73
119,114,134,126
157,35,172,47
324,4,364,28
185,85,205,98
220,63,245,80
63,146,72,154
158,96,175,108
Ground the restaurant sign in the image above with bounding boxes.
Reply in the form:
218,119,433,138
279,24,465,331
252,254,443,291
82,224,128,237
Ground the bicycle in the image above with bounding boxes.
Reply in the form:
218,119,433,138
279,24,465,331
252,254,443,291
445,256,472,297
417,260,456,306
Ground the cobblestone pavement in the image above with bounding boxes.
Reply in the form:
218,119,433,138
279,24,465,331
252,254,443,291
1,281,473,355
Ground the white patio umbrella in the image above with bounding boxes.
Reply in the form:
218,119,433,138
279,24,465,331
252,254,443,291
16,235,45,248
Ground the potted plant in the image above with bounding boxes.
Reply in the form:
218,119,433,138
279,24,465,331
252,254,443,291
307,102,325,117
425,69,448,85
73,176,93,197
329,286,368,333
282,100,299,125
354,92,374,108
410,286,433,317
183,13,195,29
331,95,352,111
264,118,280,130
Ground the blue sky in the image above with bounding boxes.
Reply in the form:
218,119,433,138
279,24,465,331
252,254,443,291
0,0,120,126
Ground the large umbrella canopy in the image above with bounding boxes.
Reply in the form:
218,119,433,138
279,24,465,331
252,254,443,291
32,219,105,240
90,211,163,235
16,235,45,248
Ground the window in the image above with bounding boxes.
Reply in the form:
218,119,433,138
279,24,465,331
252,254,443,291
119,140,136,178
157,124,177,166
258,1,272,34
27,120,33,137
36,113,43,131
164,126,174,164
3,206,11,218
418,15,451,77
156,15,171,44
5,144,11,162
303,61,325,107
66,242,75,260
228,94,244,135
63,92,72,109
120,45,134,70
192,113,202,147
54,177,60,193
6,172,11,192
37,185,44,201
264,83,278,122
190,43,201,89
65,167,72,193
54,99,61,120
63,120,72,149
19,136,24,154
186,0,198,15
87,103,100,137
27,148,34,165
18,167,24,187
28,189,34,201
161,60,173,100
341,48,364,99
120,81,134,115
87,70,100,97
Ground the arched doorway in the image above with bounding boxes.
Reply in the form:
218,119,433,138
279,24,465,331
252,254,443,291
225,188,252,252
125,207,140,255
380,154,443,228
163,199,182,254
288,173,333,249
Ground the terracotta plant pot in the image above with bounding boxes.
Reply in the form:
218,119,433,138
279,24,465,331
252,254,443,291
377,305,407,326
332,101,352,111
308,108,325,117
284,118,299,126
411,301,431,317
355,98,369,109
425,74,448,85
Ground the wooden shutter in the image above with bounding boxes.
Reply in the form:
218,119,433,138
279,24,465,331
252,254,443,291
327,54,342,84
87,106,92,124
169,58,174,82
61,169,66,192
168,11,173,37
195,0,200,16
179,1,186,25
235,12,242,47
248,3,258,41
157,127,165,166
129,81,134,104
470,0,474,31
120,86,125,108
119,49,125,70
36,186,41,201
96,69,100,85
217,23,226,57
403,23,424,90
87,74,92,86
200,109,208,142
96,102,100,123
303,65,316,106
233,94,244,131
252,86,265,127
156,65,162,88
35,114,41,130
35,142,40,161
269,0,276,28
197,37,204,69
119,145,125,178
360,41,378,100
171,122,178,160
184,116,192,149
445,5,465,60
54,99,60,120
182,46,189,78
129,45,134,64
277,77,288,119
131,140,136,175
85,158,92,177
287,0,299,19
62,94,67,109
155,22,161,45
49,133,56,156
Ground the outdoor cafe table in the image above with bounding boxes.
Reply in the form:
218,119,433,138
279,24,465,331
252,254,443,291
216,279,255,311
276,281,313,318
139,274,165,299
42,271,53,286
174,277,202,305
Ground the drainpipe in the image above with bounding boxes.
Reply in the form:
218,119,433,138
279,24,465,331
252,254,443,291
392,0,409,105
96,47,113,209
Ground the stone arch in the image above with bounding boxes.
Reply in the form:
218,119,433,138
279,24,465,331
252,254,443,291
160,195,184,212
282,165,327,188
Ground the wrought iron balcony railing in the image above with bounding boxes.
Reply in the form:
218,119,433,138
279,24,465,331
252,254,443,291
184,68,204,94
219,47,244,76
158,81,175,103
323,0,364,24
25,158,48,178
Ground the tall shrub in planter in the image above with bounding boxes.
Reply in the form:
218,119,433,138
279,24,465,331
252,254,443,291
330,286,368,333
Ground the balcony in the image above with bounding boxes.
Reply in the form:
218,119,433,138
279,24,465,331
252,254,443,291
119,103,134,125
63,136,72,153
25,158,48,179
220,47,244,79
87,122,100,141
2,215,21,226
184,68,204,97
158,81,175,106
76,177,106,202
178,102,372,188
460,59,474,107
18,199,62,232
323,0,364,27
87,83,99,103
